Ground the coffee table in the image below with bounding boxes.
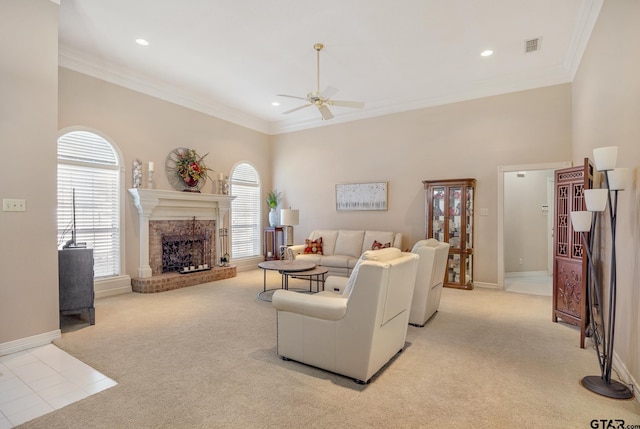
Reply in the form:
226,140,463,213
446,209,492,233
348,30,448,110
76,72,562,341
281,266,329,293
257,260,316,302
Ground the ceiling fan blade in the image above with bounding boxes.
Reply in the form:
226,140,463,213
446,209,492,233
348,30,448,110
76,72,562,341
318,104,334,120
276,94,307,100
326,99,365,109
321,86,339,100
283,104,312,114
277,94,308,101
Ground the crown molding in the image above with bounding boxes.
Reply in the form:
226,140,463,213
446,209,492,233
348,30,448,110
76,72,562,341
565,0,604,79
58,46,271,135
59,45,572,136
268,64,572,134
59,0,599,137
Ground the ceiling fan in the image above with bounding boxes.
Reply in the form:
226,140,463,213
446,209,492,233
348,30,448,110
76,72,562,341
277,43,365,120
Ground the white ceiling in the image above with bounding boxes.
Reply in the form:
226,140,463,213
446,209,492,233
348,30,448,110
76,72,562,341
58,0,602,135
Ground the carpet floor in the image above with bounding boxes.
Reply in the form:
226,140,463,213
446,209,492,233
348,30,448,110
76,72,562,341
18,269,640,428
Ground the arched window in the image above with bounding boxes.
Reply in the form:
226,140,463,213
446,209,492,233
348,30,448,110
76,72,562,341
230,162,261,259
57,130,121,278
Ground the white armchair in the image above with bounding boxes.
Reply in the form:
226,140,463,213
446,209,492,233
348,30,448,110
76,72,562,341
408,239,450,327
272,248,419,383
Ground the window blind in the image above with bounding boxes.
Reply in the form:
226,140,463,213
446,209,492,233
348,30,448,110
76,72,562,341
57,131,120,278
231,163,261,259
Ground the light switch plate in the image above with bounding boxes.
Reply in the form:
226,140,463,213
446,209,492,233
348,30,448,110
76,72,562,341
3,199,26,212
479,208,489,216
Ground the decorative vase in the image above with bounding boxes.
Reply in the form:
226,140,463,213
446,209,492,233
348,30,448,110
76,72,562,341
269,207,278,227
183,176,201,192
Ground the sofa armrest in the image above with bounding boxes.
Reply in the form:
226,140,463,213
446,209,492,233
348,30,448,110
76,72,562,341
289,244,305,255
272,290,347,321
325,276,349,294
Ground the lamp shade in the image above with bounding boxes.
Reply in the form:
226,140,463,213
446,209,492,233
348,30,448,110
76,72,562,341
584,189,608,212
571,211,593,232
608,168,629,191
280,209,299,226
593,146,618,171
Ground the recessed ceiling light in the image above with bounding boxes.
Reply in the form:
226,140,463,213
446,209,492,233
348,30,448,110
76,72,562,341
272,102,280,106
136,38,149,46
481,49,494,57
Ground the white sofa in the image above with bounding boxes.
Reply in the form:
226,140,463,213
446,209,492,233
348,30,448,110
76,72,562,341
272,247,419,383
290,229,403,277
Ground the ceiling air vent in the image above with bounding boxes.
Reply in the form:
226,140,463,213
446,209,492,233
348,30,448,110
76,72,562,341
525,38,541,53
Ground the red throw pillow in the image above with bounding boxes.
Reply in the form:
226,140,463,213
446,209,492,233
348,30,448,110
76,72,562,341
304,237,323,255
371,240,391,250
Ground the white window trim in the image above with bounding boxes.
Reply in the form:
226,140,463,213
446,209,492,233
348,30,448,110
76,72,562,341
58,126,127,278
229,161,262,260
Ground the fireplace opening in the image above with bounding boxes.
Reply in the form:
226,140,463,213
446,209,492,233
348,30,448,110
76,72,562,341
150,218,215,275
162,232,210,273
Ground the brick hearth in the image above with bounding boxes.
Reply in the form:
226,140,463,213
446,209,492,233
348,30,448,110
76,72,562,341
131,265,236,293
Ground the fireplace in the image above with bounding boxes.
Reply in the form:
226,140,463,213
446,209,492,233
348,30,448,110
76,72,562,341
162,231,210,273
150,219,214,274
129,189,236,293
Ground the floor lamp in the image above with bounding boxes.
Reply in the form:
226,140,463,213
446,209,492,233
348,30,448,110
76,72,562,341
570,146,632,400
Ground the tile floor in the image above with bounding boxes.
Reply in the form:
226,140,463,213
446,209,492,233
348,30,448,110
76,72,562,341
504,272,553,296
0,344,116,428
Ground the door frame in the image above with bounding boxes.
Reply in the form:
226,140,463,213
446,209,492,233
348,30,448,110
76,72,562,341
496,161,572,290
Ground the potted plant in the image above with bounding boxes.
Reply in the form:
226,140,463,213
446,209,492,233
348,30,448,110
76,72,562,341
266,190,281,227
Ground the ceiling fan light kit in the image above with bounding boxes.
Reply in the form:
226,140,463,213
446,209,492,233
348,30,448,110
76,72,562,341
277,43,364,120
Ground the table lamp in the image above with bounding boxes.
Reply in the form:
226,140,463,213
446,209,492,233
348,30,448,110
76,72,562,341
280,208,299,246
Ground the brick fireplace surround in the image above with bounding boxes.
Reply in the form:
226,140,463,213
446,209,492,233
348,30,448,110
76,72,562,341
129,189,236,293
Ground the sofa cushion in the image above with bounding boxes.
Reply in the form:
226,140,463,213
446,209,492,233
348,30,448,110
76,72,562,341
304,238,323,255
334,230,365,258
320,255,352,269
295,253,323,265
309,230,339,256
371,240,391,250
361,231,395,254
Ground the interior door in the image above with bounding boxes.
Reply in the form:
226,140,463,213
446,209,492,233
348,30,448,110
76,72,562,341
552,158,593,348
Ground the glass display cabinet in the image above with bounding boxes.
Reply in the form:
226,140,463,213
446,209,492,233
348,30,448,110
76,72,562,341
423,178,476,290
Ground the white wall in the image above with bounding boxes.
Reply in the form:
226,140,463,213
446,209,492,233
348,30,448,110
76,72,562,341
271,85,572,285
5,4,636,395
572,0,640,395
0,0,59,347
58,68,272,280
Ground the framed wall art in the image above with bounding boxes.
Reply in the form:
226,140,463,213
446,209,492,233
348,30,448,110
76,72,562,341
335,182,387,211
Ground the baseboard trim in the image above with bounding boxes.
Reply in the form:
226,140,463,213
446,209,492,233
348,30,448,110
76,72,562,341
232,257,262,272
95,275,132,299
612,352,639,405
504,271,549,278
0,330,61,357
473,282,499,290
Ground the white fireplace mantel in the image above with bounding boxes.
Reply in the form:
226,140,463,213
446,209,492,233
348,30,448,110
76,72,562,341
129,188,235,278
